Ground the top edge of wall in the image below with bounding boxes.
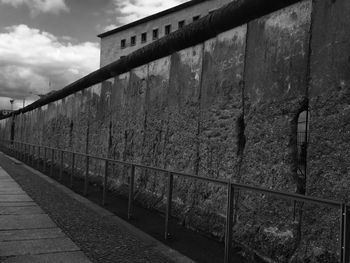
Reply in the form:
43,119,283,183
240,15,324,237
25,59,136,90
1,0,302,120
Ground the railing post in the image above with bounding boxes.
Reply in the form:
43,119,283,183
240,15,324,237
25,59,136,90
24,143,26,161
36,146,40,169
14,142,17,158
102,160,108,205
31,145,35,167
30,145,33,165
128,164,135,220
43,147,47,172
37,146,40,168
341,204,350,263
21,143,24,161
27,144,30,163
84,156,89,196
165,172,174,240
59,151,64,181
50,148,54,177
70,152,75,188
224,183,234,263
26,144,28,163
28,144,30,163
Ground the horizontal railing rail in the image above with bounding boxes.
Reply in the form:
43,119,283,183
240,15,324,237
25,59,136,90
1,139,349,263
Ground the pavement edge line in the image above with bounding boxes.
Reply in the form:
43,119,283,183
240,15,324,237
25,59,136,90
1,152,196,263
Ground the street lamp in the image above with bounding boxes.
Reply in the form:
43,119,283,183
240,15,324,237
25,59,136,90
10,99,14,111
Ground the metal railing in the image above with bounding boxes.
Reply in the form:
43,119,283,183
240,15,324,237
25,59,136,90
1,139,349,263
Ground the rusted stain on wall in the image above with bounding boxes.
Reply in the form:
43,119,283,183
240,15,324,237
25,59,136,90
239,1,312,260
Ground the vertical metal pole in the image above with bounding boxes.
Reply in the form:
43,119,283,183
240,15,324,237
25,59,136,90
341,204,350,263
70,152,75,188
37,146,40,169
29,145,31,165
31,145,35,167
50,148,54,177
36,146,40,169
84,156,89,196
30,145,33,165
224,183,234,263
25,144,28,163
164,172,174,240
127,165,135,220
14,142,17,158
102,160,108,205
27,145,29,163
24,144,28,162
28,145,31,163
22,143,24,161
341,204,345,263
44,147,47,172
59,151,63,181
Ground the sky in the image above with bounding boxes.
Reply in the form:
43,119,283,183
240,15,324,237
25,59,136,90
0,0,188,110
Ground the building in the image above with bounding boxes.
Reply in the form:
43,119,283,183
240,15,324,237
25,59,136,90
98,0,232,67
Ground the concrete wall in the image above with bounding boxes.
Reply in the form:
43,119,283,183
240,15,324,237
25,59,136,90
1,0,350,261
100,0,232,66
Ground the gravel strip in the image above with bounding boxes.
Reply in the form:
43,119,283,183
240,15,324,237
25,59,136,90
0,154,173,263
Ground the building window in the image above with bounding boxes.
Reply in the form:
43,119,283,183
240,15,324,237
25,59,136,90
152,28,159,40
141,32,147,43
165,24,171,35
193,15,200,21
178,20,185,29
121,39,126,49
297,110,310,172
130,36,136,46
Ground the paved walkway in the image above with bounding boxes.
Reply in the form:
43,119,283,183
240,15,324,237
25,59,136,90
0,166,92,263
0,152,177,263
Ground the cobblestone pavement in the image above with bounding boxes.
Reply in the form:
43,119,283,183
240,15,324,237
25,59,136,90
0,153,174,263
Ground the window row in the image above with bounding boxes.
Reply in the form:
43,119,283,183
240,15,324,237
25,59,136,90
120,14,206,49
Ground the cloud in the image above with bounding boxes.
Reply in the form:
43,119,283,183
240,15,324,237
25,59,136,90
0,24,100,110
103,24,118,32
0,0,69,15
111,0,189,26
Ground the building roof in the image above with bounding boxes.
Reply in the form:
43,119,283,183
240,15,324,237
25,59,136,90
97,0,209,38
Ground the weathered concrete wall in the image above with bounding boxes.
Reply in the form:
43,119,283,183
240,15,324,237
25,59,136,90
1,0,349,262
237,1,313,260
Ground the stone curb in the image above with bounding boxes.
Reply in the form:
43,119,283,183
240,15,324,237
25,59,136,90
1,152,195,263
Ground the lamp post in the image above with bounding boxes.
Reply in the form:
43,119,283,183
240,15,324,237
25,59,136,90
10,99,14,111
